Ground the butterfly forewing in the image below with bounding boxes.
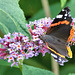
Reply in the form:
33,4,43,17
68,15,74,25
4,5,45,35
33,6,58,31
46,7,72,42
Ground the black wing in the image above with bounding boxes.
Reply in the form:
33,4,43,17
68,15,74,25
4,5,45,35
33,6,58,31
46,7,72,42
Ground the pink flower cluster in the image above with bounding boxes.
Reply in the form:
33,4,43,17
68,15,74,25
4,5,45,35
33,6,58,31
0,17,75,67
0,17,52,67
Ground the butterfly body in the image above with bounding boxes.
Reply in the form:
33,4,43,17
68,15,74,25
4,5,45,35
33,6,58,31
40,7,74,65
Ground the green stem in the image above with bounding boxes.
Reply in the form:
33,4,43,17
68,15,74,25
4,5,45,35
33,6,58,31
18,63,23,72
41,0,51,17
51,56,59,75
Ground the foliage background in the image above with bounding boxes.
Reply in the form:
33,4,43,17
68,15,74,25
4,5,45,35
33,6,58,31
0,0,75,75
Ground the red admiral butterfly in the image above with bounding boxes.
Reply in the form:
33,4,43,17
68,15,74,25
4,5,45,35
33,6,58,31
40,7,74,65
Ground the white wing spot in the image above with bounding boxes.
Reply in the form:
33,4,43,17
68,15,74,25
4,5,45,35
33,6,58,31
59,57,62,61
62,60,65,63
64,17,66,19
65,14,67,16
62,9,65,11
56,15,63,18
69,14,71,17
68,12,70,14
51,53,57,58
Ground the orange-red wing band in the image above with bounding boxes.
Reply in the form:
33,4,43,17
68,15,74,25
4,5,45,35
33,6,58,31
46,20,70,34
67,26,74,42
50,20,70,27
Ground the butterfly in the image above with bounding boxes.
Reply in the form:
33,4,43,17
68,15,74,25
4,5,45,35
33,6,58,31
40,7,74,66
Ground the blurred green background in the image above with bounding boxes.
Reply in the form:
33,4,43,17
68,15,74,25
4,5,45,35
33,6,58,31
0,0,75,75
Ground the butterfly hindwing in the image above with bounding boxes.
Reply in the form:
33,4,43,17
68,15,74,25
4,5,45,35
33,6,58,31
41,35,69,57
51,52,68,66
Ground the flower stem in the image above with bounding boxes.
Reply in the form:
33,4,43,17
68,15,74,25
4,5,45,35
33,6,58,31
18,63,23,72
41,0,51,17
51,56,59,75
18,59,23,72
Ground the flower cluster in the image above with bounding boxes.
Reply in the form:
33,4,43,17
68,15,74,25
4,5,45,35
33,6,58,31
0,17,52,67
0,17,75,67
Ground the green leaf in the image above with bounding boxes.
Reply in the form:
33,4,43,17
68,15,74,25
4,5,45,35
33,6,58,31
0,65,22,75
60,0,67,8
22,64,55,75
60,64,75,75
0,22,9,34
23,53,52,70
0,0,31,38
0,59,18,68
68,73,75,75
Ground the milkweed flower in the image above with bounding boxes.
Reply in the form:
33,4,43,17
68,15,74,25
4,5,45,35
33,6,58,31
0,17,75,67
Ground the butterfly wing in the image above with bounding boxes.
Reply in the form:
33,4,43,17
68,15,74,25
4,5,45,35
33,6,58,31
40,35,68,65
46,7,72,42
40,7,74,65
